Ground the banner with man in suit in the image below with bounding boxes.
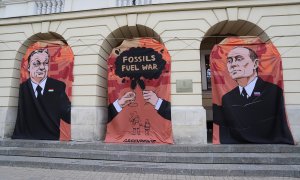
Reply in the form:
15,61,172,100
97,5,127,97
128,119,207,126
105,38,173,144
12,41,73,141
211,37,294,144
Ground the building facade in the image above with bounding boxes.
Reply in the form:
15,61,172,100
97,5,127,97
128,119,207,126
0,0,299,144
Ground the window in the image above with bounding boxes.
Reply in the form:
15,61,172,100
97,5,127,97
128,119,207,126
205,54,211,90
200,50,211,90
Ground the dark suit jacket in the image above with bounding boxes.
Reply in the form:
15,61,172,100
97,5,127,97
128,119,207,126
12,78,71,140
108,99,171,123
213,77,294,144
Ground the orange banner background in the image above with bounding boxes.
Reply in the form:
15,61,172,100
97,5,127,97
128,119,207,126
105,38,173,144
210,37,287,144
20,41,74,141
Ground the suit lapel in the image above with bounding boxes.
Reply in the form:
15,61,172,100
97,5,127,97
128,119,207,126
231,87,246,106
43,78,50,97
249,77,265,102
26,79,36,99
43,78,55,98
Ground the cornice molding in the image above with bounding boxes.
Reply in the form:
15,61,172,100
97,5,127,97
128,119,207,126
1,0,34,5
0,0,299,25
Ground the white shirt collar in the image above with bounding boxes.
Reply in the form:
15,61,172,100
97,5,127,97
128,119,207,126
238,77,258,98
31,77,47,97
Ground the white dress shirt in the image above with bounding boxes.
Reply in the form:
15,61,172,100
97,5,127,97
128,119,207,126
31,78,47,98
238,77,258,98
113,98,163,113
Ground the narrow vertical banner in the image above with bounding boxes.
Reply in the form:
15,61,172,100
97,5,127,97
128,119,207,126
211,37,294,144
12,41,74,141
105,38,173,144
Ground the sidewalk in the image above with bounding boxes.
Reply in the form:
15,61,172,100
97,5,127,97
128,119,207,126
0,166,297,180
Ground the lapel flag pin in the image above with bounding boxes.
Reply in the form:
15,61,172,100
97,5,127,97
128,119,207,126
48,89,54,92
254,92,261,96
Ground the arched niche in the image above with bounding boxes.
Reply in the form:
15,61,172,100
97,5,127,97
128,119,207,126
200,20,270,143
9,32,69,138
15,32,67,63
99,25,163,61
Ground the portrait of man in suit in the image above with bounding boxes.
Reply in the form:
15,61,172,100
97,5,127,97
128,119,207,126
12,48,71,140
108,90,171,123
213,46,294,144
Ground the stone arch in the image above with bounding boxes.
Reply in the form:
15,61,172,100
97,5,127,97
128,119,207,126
200,20,270,143
15,32,67,64
201,20,270,51
7,32,69,138
99,24,164,139
100,25,163,61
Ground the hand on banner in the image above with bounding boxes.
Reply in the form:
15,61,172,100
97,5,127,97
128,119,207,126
142,90,171,120
143,90,159,106
118,91,136,107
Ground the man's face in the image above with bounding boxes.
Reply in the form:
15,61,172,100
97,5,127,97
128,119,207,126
227,47,258,80
28,52,49,83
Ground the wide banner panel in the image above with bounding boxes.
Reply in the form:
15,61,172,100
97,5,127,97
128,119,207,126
211,37,294,144
105,38,173,144
12,41,73,141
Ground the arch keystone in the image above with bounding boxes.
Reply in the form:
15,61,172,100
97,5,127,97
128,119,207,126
41,21,51,33
127,14,137,27
226,7,238,21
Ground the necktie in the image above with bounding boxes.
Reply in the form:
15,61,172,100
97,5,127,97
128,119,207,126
36,85,42,99
242,88,248,100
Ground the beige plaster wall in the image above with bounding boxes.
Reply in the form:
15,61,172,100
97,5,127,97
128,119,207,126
0,0,299,143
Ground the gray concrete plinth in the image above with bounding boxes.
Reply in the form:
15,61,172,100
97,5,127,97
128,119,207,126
286,105,300,144
171,106,207,144
0,107,17,138
71,107,107,141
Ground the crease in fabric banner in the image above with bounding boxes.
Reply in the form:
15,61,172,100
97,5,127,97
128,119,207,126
105,38,173,144
12,41,74,141
211,37,294,144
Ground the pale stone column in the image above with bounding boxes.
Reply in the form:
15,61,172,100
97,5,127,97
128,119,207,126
161,36,207,144
68,39,109,141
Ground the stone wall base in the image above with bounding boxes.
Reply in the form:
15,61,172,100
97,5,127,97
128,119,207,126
0,107,17,138
3,105,298,145
71,107,107,141
286,106,300,144
172,106,207,144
